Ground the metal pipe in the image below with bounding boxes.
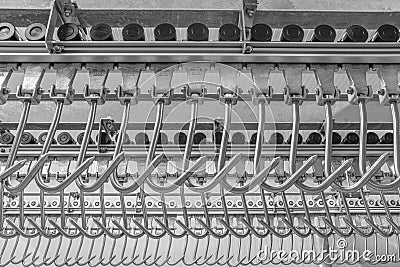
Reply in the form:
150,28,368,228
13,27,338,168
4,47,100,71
147,101,164,165
324,102,333,176
254,100,265,174
217,100,232,170
6,100,31,168
289,100,300,175
183,101,198,170
391,102,400,177
42,101,63,154
359,100,367,175
77,101,97,165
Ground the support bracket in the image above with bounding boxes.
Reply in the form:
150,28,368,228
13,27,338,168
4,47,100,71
50,63,79,105
312,64,340,106
84,63,112,105
17,64,47,105
116,64,143,105
375,64,400,105
248,64,274,104
280,64,308,105
344,64,373,104
0,64,17,105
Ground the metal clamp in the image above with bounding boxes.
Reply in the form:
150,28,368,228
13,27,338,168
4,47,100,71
0,64,17,105
16,64,47,105
83,64,112,105
243,0,258,20
217,64,242,104
241,0,258,41
182,63,209,105
344,64,373,104
46,0,87,52
115,64,143,105
312,64,340,106
248,64,274,104
149,65,174,105
49,63,79,105
55,0,80,24
280,64,308,105
116,64,142,105
375,64,400,106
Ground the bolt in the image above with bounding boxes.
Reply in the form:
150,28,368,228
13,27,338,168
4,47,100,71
377,88,385,95
53,46,63,54
244,45,253,54
246,9,255,17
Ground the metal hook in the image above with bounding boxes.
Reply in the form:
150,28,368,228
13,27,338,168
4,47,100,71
186,153,244,193
22,235,43,267
11,236,33,265
92,218,123,239
109,154,166,194
109,236,128,266
47,219,80,239
111,219,145,239
220,157,281,194
68,219,103,239
146,156,208,194
131,219,166,239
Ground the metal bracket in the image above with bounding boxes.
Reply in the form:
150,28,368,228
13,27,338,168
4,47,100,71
375,64,400,106
55,0,80,25
46,0,83,53
218,65,241,104
84,63,112,105
248,64,274,104
0,64,17,105
242,0,258,40
49,63,79,105
182,63,209,105
116,64,142,105
344,64,373,104
17,64,47,105
149,65,174,105
312,64,340,106
98,117,117,153
280,64,308,105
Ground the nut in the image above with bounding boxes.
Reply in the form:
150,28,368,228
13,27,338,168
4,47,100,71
246,9,255,17
346,87,354,94
244,45,253,54
377,88,385,95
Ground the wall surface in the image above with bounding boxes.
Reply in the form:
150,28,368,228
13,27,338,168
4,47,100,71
0,0,400,10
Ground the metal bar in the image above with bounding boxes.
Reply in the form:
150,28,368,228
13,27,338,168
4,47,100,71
391,102,400,177
5,101,31,168
324,102,333,176
4,47,400,63
4,92,382,102
359,100,368,175
254,100,265,174
289,100,300,175
1,145,397,158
